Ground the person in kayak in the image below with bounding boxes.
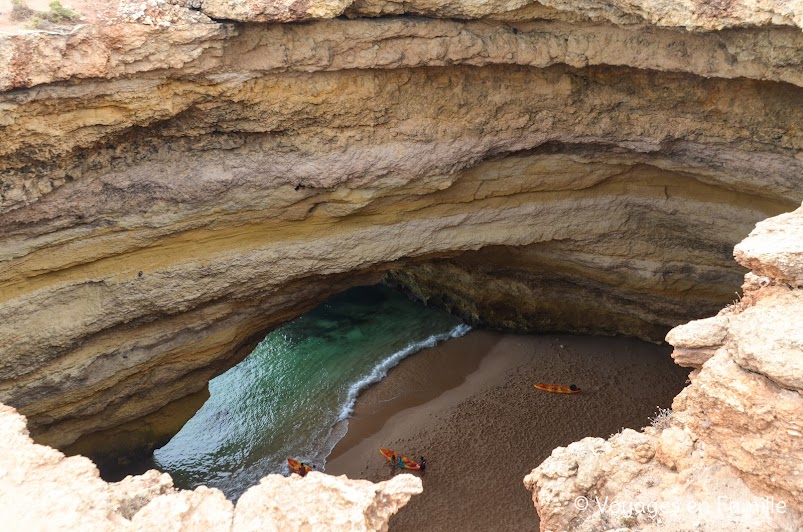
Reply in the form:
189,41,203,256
419,457,426,471
569,384,578,391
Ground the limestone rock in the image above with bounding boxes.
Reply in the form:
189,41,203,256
194,0,803,30
665,315,730,350
0,404,421,531
527,204,803,529
131,487,235,531
0,403,134,530
118,0,215,24
233,473,422,531
0,24,233,91
654,425,694,471
735,207,803,284
532,0,803,30
526,431,801,531
525,428,657,528
728,294,803,391
345,0,536,19
110,470,176,519
665,315,729,368
668,207,803,511
5,7,803,93
201,0,352,22
674,353,803,508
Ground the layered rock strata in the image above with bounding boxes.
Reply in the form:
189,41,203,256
1,0,801,464
0,403,421,531
525,203,803,531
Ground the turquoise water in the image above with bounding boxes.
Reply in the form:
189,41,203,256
153,285,468,499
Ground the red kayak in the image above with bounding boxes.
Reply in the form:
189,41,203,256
533,383,581,394
287,458,313,476
380,448,421,470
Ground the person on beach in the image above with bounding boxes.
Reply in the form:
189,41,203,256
419,457,426,471
387,453,401,475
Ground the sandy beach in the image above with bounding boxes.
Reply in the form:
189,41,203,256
325,330,689,531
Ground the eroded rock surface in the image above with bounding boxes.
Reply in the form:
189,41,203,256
193,0,803,29
0,404,421,531
1,0,801,466
526,204,803,531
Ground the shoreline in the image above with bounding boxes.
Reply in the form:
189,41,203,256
325,330,689,531
325,329,496,464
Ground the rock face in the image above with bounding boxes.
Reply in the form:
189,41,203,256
0,403,421,531
525,204,803,531
195,0,803,29
1,0,802,466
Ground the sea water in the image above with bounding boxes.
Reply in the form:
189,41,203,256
153,285,468,499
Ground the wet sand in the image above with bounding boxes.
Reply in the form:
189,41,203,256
325,330,689,531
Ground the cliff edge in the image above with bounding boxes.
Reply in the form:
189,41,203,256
0,402,421,531
525,203,803,531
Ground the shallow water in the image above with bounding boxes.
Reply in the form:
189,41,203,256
153,285,467,499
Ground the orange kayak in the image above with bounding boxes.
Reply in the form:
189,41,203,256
287,458,313,476
534,383,581,394
380,448,421,470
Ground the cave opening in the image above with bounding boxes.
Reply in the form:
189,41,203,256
101,281,690,529
146,284,468,497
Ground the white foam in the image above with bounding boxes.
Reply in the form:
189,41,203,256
335,323,471,422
